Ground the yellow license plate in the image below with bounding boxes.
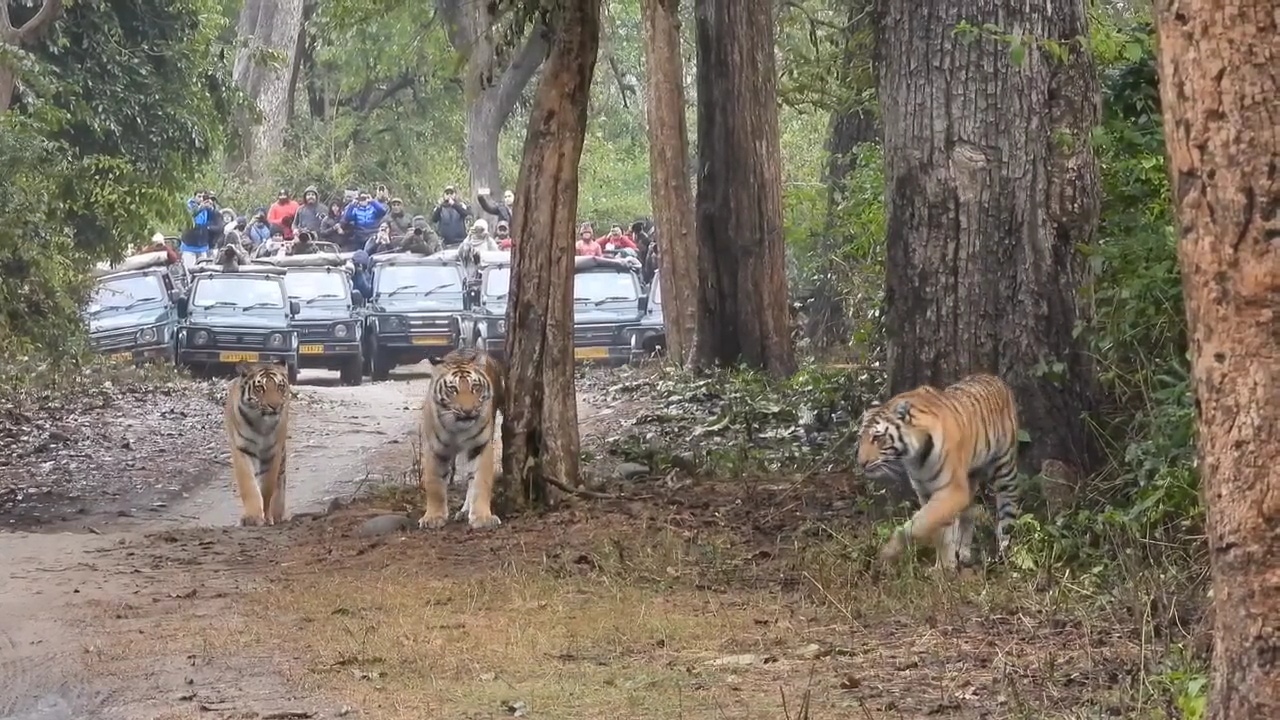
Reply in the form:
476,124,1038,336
219,351,260,363
299,344,324,354
574,346,610,360
108,351,132,363
411,336,449,346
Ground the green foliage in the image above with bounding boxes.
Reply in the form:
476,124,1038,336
0,0,231,363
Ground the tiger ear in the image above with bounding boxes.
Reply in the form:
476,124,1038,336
893,400,912,420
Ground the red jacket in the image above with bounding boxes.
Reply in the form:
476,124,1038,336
596,233,637,251
267,200,300,239
498,237,514,250
575,238,602,256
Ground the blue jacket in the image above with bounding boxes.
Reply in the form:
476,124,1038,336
343,200,388,231
187,198,219,228
246,222,271,246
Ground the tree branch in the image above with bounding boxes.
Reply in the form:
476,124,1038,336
2,0,64,42
489,23,549,124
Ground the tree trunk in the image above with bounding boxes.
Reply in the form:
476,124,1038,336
439,0,549,212
692,0,795,376
0,0,65,113
640,0,697,363
876,0,1103,478
500,0,599,509
228,0,304,179
1154,3,1280,716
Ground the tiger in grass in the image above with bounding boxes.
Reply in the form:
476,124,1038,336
418,347,505,530
856,373,1022,570
225,362,292,526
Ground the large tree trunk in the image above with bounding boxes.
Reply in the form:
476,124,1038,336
1154,3,1280,716
228,0,304,179
876,0,1102,479
439,0,549,212
692,0,795,376
500,0,599,509
640,0,697,363
0,0,64,113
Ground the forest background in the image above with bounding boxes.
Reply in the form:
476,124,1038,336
0,0,1215,712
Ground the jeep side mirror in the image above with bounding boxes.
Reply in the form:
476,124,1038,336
351,291,365,308
638,296,648,313
176,296,189,318
289,300,301,316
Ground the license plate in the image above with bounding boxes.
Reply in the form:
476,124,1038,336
108,351,132,363
411,336,449,346
219,352,260,363
574,346,610,360
299,344,324,354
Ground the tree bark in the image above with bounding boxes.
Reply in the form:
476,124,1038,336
640,0,697,364
501,0,599,509
692,0,795,376
1153,2,1280,716
0,0,64,113
438,0,549,212
228,0,304,179
876,0,1102,478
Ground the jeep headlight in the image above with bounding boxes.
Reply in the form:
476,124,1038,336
266,332,286,348
333,322,351,339
137,326,158,344
192,329,210,346
379,315,408,332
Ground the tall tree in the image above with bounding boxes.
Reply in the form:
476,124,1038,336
692,0,795,376
229,0,305,179
501,0,600,507
875,0,1102,478
0,0,63,112
438,0,549,207
640,0,697,363
1154,2,1280,716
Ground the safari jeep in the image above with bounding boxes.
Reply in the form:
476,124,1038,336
625,267,665,362
571,255,645,366
363,252,466,381
175,264,301,381
262,254,365,386
85,251,184,366
457,250,513,360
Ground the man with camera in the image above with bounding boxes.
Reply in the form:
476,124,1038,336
181,190,220,268
430,185,472,248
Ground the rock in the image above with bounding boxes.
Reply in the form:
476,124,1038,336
616,462,650,481
356,513,412,537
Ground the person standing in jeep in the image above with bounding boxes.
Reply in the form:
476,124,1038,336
292,186,326,237
267,189,300,241
385,197,413,241
430,185,472,248
477,188,514,226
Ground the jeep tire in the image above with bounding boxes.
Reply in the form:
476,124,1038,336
369,341,393,382
339,351,364,386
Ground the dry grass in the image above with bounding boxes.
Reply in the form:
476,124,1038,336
85,473,1200,720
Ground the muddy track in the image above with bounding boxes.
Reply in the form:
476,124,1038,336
0,368,436,720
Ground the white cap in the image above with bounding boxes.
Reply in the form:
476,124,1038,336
151,232,165,244
471,218,489,233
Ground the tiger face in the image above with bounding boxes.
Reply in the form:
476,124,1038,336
238,363,290,415
433,365,493,422
856,400,926,481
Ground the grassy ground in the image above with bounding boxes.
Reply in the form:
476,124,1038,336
95,468,1205,720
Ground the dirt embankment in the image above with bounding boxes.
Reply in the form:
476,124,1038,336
0,367,436,720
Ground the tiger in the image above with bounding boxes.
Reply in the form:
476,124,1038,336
224,362,292,526
856,373,1022,570
418,347,505,530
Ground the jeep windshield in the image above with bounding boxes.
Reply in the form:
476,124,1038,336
191,276,285,310
285,270,348,303
574,270,637,305
484,267,511,301
374,265,463,298
88,274,167,314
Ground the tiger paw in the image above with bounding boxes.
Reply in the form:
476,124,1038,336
468,513,502,530
418,513,448,530
878,531,907,563
240,513,267,527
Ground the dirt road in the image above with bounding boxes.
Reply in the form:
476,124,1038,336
0,367,435,719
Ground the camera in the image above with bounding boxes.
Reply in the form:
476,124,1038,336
412,227,424,236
